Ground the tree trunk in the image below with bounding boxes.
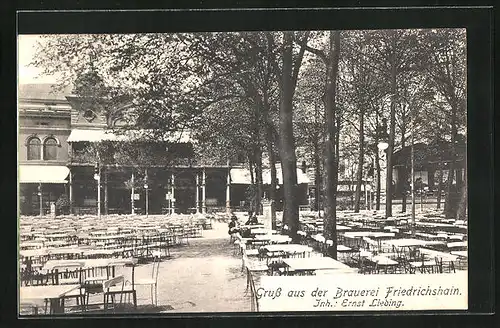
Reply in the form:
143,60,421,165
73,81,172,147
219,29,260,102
436,162,443,209
401,173,408,213
248,155,255,214
398,108,407,213
262,89,278,228
444,103,458,219
266,129,278,229
279,32,300,242
313,137,321,213
354,108,365,212
254,147,264,215
456,160,467,221
385,31,398,219
444,166,455,218
323,31,341,259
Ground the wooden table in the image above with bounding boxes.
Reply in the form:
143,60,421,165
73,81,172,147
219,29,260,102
283,257,351,275
409,260,439,273
241,224,265,229
254,234,291,244
363,255,399,273
263,244,313,254
451,250,468,258
20,284,81,314
251,228,277,235
382,238,445,248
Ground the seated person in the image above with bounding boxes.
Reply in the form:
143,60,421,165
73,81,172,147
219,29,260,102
228,214,240,235
245,213,259,226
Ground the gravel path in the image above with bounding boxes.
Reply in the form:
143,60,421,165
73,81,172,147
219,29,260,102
117,223,251,313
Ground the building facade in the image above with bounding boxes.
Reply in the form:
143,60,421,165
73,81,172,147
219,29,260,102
18,84,310,216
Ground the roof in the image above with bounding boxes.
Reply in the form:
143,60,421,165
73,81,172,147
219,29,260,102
18,83,73,101
392,139,466,168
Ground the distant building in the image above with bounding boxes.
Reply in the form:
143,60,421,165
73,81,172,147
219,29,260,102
18,83,310,216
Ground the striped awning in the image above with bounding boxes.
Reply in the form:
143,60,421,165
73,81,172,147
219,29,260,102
19,165,70,184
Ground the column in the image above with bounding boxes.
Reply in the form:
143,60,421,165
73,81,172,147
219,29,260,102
131,170,135,215
201,168,206,214
195,171,200,214
226,164,231,213
69,170,73,214
171,172,175,214
379,150,387,209
104,168,108,215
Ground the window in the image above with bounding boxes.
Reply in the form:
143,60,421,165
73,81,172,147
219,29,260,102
43,138,58,160
27,137,41,160
83,109,97,122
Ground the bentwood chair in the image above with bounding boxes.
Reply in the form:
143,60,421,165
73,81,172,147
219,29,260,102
127,255,160,306
103,275,125,312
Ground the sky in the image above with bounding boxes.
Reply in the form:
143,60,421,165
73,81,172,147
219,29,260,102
18,35,57,84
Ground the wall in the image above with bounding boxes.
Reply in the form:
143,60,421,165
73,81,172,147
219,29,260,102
18,99,71,165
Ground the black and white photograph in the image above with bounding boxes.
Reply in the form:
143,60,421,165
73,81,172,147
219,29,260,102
17,26,470,315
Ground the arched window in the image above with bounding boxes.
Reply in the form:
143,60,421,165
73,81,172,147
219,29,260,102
27,137,41,160
43,138,58,160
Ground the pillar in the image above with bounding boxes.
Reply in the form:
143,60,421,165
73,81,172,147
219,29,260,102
69,170,73,214
195,171,200,213
379,150,387,208
104,168,108,215
226,163,231,213
131,170,135,215
202,168,207,214
171,172,175,214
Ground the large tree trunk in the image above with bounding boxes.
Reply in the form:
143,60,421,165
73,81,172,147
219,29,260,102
385,37,398,219
313,137,321,213
436,162,443,209
444,103,458,220
254,148,264,216
354,108,365,212
262,90,278,228
264,124,278,228
279,32,300,242
323,31,341,259
399,116,407,213
456,160,467,221
248,155,255,214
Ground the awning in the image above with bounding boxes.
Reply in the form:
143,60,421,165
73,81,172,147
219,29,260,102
19,165,70,184
230,166,310,185
230,168,253,184
67,129,193,143
66,129,123,142
262,167,310,185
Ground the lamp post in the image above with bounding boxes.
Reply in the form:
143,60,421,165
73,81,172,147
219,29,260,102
94,162,101,219
377,141,389,212
144,183,149,218
144,169,149,218
376,118,389,218
37,183,43,217
411,113,416,236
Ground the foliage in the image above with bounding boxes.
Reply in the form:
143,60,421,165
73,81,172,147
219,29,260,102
29,29,467,220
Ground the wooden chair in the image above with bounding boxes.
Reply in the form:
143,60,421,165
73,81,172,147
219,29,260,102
19,302,41,315
103,275,125,312
128,255,160,306
50,263,85,285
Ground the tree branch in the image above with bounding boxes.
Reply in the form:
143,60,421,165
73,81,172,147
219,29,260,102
304,45,327,63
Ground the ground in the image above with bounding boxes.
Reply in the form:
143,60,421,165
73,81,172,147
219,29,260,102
115,222,251,313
